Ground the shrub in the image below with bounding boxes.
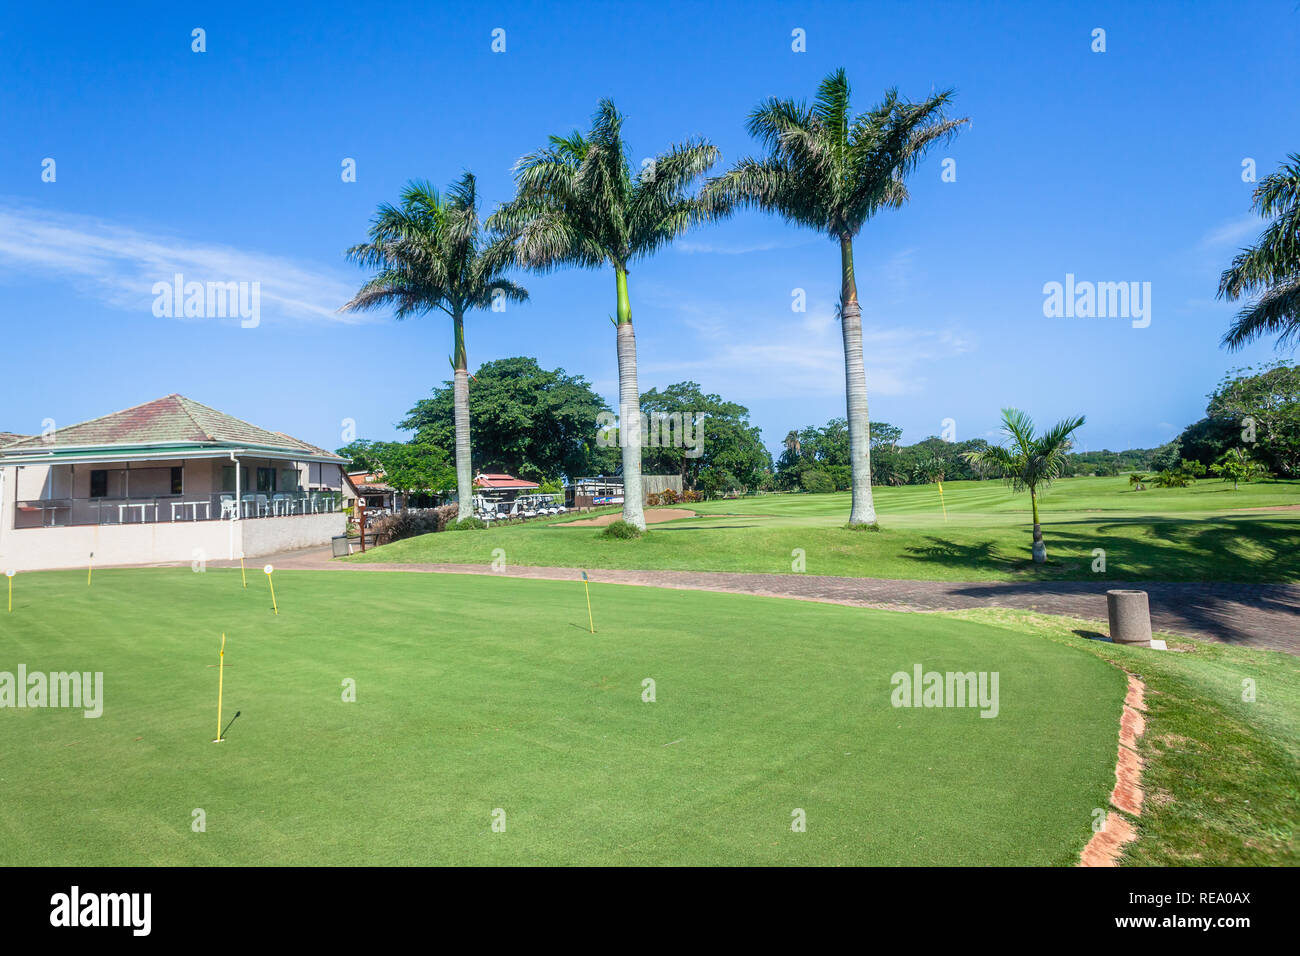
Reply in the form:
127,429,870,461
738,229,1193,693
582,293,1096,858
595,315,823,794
801,470,835,494
601,519,643,539
679,489,697,504
660,488,679,505
646,492,661,507
369,508,448,544
450,517,487,531
432,503,459,531
1151,469,1192,488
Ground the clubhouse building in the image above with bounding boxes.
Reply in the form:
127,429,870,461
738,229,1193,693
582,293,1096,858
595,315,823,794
0,395,352,572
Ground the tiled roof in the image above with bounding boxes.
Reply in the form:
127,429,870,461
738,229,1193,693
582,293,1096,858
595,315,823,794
0,433,29,447
474,473,539,489
1,395,344,460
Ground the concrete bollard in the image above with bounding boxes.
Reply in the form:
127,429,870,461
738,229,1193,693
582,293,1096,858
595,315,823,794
1107,590,1153,646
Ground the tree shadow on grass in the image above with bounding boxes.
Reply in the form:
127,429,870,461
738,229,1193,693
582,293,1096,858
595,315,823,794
902,536,1025,575
1042,516,1300,584
897,521,1300,649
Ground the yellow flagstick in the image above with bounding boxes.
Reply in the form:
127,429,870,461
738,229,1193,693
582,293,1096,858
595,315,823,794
264,565,278,615
581,570,594,634
239,553,247,588
214,633,227,743
5,569,14,613
87,551,94,586
937,480,948,521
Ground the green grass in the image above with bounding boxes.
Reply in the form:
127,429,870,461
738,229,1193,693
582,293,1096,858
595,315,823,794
0,567,1125,866
951,609,1300,865
351,476,1300,583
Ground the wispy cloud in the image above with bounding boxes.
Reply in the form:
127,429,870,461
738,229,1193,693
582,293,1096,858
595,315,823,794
1198,214,1262,249
638,298,973,399
0,202,363,324
675,236,814,256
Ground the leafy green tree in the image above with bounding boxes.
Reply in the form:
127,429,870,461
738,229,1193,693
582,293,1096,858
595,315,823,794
334,440,455,498
1210,447,1271,490
374,441,456,497
490,101,722,530
639,382,772,492
337,439,382,473
1219,154,1300,350
801,470,835,494
400,357,617,481
962,408,1085,563
707,69,966,527
342,176,527,519
1129,473,1147,491
1206,362,1300,476
871,422,903,453
1148,440,1183,473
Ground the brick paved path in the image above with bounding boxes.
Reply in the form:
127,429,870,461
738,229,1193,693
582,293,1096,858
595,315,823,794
237,547,1300,655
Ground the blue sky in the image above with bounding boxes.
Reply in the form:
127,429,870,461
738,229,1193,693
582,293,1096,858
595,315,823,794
1,0,1297,459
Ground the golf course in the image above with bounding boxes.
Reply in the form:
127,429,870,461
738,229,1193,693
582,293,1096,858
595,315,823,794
349,476,1300,583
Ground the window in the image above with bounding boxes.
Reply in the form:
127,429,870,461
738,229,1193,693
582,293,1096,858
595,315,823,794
221,466,236,493
170,466,183,495
256,467,277,493
280,469,298,492
90,470,108,498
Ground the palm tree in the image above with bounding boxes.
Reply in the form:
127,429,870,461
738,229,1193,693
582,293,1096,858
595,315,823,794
342,175,527,521
490,101,721,530
1219,153,1300,350
706,69,966,527
962,409,1085,563
1128,473,1147,491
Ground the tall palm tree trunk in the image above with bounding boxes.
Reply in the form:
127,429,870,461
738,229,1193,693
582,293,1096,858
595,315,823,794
1030,489,1046,563
452,312,473,521
615,268,646,530
839,234,877,526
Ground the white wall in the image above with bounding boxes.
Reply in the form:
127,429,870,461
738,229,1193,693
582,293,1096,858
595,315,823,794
239,512,345,558
0,519,234,572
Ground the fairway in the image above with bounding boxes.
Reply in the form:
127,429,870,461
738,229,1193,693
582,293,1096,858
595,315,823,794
0,568,1122,866
352,476,1300,583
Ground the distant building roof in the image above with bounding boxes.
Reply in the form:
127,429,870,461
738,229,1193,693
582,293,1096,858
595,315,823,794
348,471,396,493
474,472,540,490
0,433,29,447
0,395,346,463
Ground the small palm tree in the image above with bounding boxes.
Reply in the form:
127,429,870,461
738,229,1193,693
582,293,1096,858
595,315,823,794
962,408,1085,563
1151,469,1192,489
707,69,966,527
1128,473,1147,491
490,101,721,530
342,175,527,520
1219,153,1300,350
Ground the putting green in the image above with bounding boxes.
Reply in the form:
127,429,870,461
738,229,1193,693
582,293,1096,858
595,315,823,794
0,568,1122,865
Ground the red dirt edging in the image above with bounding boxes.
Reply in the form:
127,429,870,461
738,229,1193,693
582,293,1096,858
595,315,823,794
1079,674,1147,866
